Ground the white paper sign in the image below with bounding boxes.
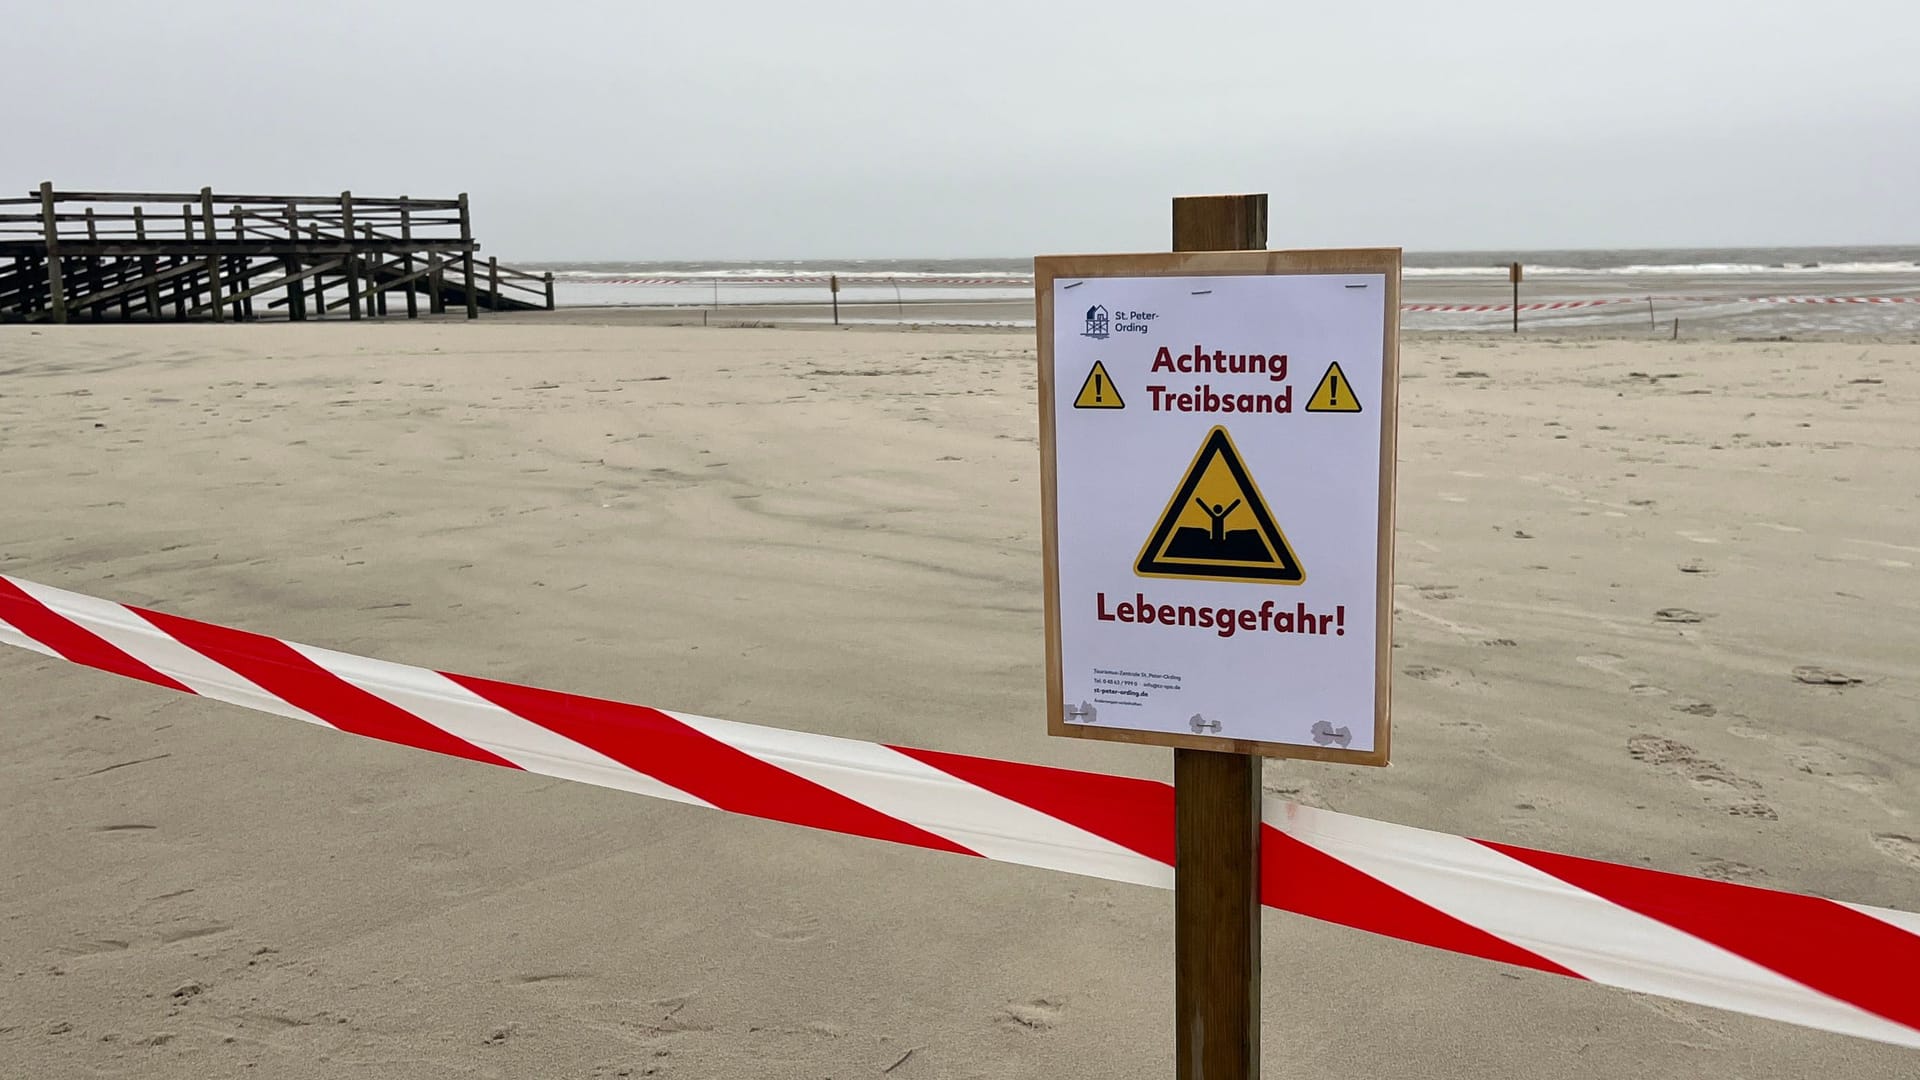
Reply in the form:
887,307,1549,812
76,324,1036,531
1047,267,1394,758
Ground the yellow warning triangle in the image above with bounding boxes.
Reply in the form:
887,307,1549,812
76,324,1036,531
1304,361,1362,413
1073,361,1124,409
1136,426,1304,584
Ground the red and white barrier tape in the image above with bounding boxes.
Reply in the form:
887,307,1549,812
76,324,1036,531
2,573,1916,1048
1402,299,1632,313
1405,296,1920,313
558,276,1920,312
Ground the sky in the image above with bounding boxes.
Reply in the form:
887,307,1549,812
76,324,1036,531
7,0,1919,260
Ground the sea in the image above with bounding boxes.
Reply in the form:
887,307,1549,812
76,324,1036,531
525,246,1920,335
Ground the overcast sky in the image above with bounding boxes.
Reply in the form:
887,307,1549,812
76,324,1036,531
8,1,1918,260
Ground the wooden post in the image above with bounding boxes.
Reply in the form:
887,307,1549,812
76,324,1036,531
1510,261,1522,334
489,256,500,311
457,193,477,319
177,205,194,319
83,207,107,321
830,273,840,325
230,208,249,320
38,182,67,323
339,191,360,321
1170,192,1266,1080
428,252,445,315
285,203,306,321
543,271,555,311
309,225,329,317
365,225,385,316
199,187,223,323
400,197,418,319
134,207,160,318
1648,297,1656,330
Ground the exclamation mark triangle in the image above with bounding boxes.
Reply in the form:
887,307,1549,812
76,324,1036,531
1305,361,1362,413
1073,361,1124,409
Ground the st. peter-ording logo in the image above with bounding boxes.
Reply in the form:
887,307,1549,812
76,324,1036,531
1082,304,1110,339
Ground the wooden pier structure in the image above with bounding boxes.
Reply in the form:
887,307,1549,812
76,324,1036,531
0,183,554,323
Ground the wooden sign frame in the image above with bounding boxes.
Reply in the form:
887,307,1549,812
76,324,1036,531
1035,248,1402,765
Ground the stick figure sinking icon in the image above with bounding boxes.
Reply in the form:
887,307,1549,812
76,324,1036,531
1196,498,1242,544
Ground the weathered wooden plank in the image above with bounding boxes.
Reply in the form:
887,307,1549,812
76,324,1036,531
194,257,345,315
51,257,205,311
43,239,475,256
33,190,461,209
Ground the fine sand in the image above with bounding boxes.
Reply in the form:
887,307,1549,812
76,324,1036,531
2,320,1916,1078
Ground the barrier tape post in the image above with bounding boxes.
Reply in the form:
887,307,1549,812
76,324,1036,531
1510,261,1522,333
1168,192,1267,1080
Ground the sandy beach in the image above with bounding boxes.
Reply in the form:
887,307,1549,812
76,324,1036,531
2,319,1916,1078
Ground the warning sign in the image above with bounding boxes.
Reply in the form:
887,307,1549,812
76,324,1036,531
1036,248,1400,763
1135,426,1303,583
1304,362,1362,413
1073,361,1124,409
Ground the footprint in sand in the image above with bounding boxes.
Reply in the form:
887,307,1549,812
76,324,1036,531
1792,666,1863,687
1697,859,1766,882
998,998,1065,1033
1401,664,1484,692
1627,735,1773,816
1870,834,1920,869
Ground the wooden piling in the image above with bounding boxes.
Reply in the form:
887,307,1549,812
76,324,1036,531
340,191,360,321
229,208,250,320
198,188,223,323
134,207,160,318
400,197,418,319
489,256,500,311
458,193,478,319
428,252,445,315
284,203,306,321
308,225,329,317
83,207,106,321
544,271,555,311
177,205,194,319
38,182,67,323
365,225,385,316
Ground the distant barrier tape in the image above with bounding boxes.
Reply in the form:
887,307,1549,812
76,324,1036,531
564,277,1920,311
1405,296,1920,313
2,572,1916,1048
